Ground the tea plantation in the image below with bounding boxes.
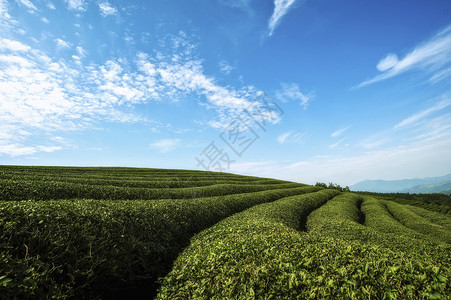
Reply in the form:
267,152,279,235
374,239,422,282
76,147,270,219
1,166,450,299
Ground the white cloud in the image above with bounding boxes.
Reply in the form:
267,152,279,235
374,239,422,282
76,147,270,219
219,60,233,74
41,17,49,23
328,138,345,149
0,142,61,156
55,38,70,49
0,38,30,51
394,98,451,129
0,0,13,28
357,24,451,88
275,82,312,108
18,0,37,11
268,0,298,36
65,0,86,11
360,133,391,149
0,42,155,156
150,138,181,153
376,53,398,71
37,145,62,152
98,1,117,17
277,131,291,144
124,35,134,44
230,136,451,186
331,126,349,138
47,2,55,9
277,131,305,144
429,67,451,83
218,0,253,15
136,49,277,129
0,32,277,156
76,46,86,57
0,54,33,67
231,94,451,186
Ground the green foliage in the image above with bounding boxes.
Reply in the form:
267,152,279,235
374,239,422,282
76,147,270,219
308,194,450,252
0,166,320,299
0,179,305,201
314,182,327,188
382,200,451,244
356,191,451,214
315,182,350,192
158,192,451,299
407,206,451,229
1,166,451,299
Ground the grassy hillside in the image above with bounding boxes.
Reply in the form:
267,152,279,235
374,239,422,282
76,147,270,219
1,166,450,299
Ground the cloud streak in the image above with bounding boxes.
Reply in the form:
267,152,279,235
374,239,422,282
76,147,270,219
356,24,451,88
331,126,349,138
18,0,38,11
394,97,451,129
275,82,312,108
150,138,181,153
277,131,305,144
268,0,298,36
230,135,451,186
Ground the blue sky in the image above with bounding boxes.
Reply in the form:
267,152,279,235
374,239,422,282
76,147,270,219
1,0,451,185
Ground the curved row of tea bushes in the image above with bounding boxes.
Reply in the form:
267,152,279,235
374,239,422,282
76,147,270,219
0,166,265,181
376,196,451,215
308,194,449,252
306,193,370,241
158,191,450,299
407,205,451,229
360,197,429,241
0,180,305,201
0,175,287,189
0,185,320,299
157,190,348,298
0,172,268,183
382,200,451,244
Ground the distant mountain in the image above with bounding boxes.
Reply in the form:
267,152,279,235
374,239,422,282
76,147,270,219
350,174,451,193
400,181,451,194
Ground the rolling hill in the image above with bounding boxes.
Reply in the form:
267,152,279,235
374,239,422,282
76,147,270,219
0,165,450,299
350,173,451,193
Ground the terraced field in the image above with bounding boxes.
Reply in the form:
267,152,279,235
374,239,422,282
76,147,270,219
0,166,450,299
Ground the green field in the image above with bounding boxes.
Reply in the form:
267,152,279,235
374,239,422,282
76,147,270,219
1,166,450,299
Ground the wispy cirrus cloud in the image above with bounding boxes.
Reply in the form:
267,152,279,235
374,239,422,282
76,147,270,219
277,131,305,144
394,97,451,129
356,24,451,88
268,0,298,36
360,97,451,150
331,126,349,138
232,97,451,185
275,82,312,108
150,138,181,153
328,139,346,149
18,0,38,11
218,0,253,15
230,133,451,186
